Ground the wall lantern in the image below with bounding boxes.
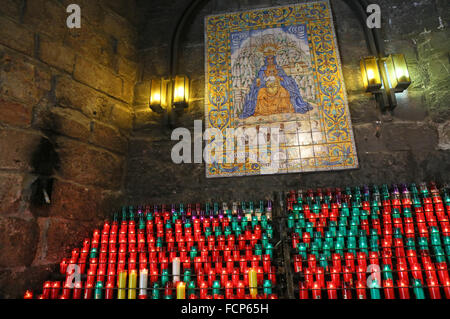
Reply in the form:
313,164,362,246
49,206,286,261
360,56,382,93
149,76,190,113
149,78,169,113
384,54,411,92
173,75,190,110
360,53,411,111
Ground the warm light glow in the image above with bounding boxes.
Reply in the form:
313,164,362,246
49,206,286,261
173,75,190,104
360,56,382,92
149,78,168,111
24,290,33,299
385,53,411,92
174,86,185,101
152,92,161,103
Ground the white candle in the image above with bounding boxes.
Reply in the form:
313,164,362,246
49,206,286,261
173,257,180,283
139,269,148,297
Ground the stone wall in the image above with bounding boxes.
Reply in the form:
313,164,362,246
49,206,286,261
127,0,450,204
0,0,138,298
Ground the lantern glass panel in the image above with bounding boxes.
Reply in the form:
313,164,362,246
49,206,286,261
360,57,382,92
174,75,189,104
150,78,162,106
386,54,411,92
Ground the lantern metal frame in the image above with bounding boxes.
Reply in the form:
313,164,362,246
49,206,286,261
149,76,190,114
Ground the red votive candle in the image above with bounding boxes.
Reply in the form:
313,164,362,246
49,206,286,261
428,279,442,299
51,281,60,299
398,280,410,299
84,283,93,299
60,258,69,275
199,281,208,299
327,282,337,299
444,280,450,299
356,281,367,299
236,281,245,299
61,282,71,299
269,266,276,285
42,281,51,299
105,281,114,299
383,279,395,299
311,282,321,299
73,281,82,299
24,290,33,299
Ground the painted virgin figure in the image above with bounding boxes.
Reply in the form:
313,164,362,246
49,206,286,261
239,53,312,119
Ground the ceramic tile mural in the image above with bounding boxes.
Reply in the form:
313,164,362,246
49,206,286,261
204,0,358,178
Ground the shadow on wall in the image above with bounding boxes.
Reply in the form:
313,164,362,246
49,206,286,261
30,136,60,209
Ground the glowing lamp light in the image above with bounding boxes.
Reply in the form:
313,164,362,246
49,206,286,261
360,56,382,92
149,75,189,113
173,75,190,108
149,78,168,113
385,53,411,92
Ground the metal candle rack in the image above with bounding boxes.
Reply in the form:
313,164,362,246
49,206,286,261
284,183,450,299
28,200,284,299
25,182,450,299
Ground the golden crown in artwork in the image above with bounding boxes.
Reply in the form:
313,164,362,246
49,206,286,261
258,42,280,56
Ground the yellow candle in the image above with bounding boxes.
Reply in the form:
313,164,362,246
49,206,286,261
128,269,137,299
176,282,186,299
249,268,257,298
118,271,127,299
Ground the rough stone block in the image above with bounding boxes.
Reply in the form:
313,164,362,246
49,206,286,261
55,75,132,125
133,108,163,130
39,37,75,73
117,39,137,62
49,179,123,221
33,217,98,264
90,120,128,153
55,137,124,190
425,53,450,85
122,78,135,104
0,217,39,267
0,47,47,105
141,48,169,78
0,98,33,128
347,93,379,124
103,11,137,44
392,90,428,121
353,123,387,153
356,151,415,185
117,57,137,81
110,104,133,132
0,129,42,171
425,86,450,123
0,16,34,55
381,122,439,152
23,0,67,41
341,64,364,93
437,121,450,150
64,21,115,68
0,0,22,19
101,0,137,24
413,150,450,183
55,75,109,119
133,81,150,106
0,264,56,298
189,76,205,101
0,172,23,215
73,56,123,100
43,107,91,142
